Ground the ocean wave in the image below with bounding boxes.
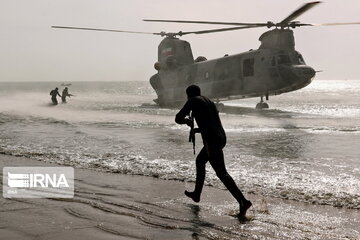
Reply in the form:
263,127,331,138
0,112,73,126
302,127,360,134
1,147,359,209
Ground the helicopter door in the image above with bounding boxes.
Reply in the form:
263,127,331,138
269,56,280,79
241,57,256,92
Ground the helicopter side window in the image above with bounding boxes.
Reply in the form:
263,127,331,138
205,71,209,79
243,58,254,77
277,55,291,65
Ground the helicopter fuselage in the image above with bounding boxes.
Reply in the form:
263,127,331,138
150,29,315,107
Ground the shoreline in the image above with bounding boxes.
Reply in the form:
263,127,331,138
1,154,360,240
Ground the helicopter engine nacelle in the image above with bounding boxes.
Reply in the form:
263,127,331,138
156,37,194,72
259,29,295,50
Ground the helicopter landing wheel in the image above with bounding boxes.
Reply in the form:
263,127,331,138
256,96,269,109
256,102,269,109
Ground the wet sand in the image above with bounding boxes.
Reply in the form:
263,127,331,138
1,154,359,240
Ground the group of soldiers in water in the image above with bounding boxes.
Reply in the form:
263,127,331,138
49,87,73,105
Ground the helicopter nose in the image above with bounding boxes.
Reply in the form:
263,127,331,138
294,65,316,79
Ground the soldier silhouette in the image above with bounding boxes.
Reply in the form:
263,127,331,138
175,85,252,218
61,87,73,103
50,87,61,105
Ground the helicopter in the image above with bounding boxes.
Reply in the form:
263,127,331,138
52,1,360,109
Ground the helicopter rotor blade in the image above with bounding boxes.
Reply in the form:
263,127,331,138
144,19,268,27
309,22,360,26
280,1,322,24
52,25,265,38
180,25,264,35
51,26,162,35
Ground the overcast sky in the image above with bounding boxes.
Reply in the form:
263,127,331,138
0,0,359,82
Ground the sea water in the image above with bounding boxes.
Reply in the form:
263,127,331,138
0,80,359,239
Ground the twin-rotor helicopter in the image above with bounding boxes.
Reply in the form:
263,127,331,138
53,1,359,109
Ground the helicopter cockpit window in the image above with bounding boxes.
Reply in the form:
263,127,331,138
277,55,291,65
243,58,254,77
298,54,305,64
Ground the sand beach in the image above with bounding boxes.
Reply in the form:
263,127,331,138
1,154,360,240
